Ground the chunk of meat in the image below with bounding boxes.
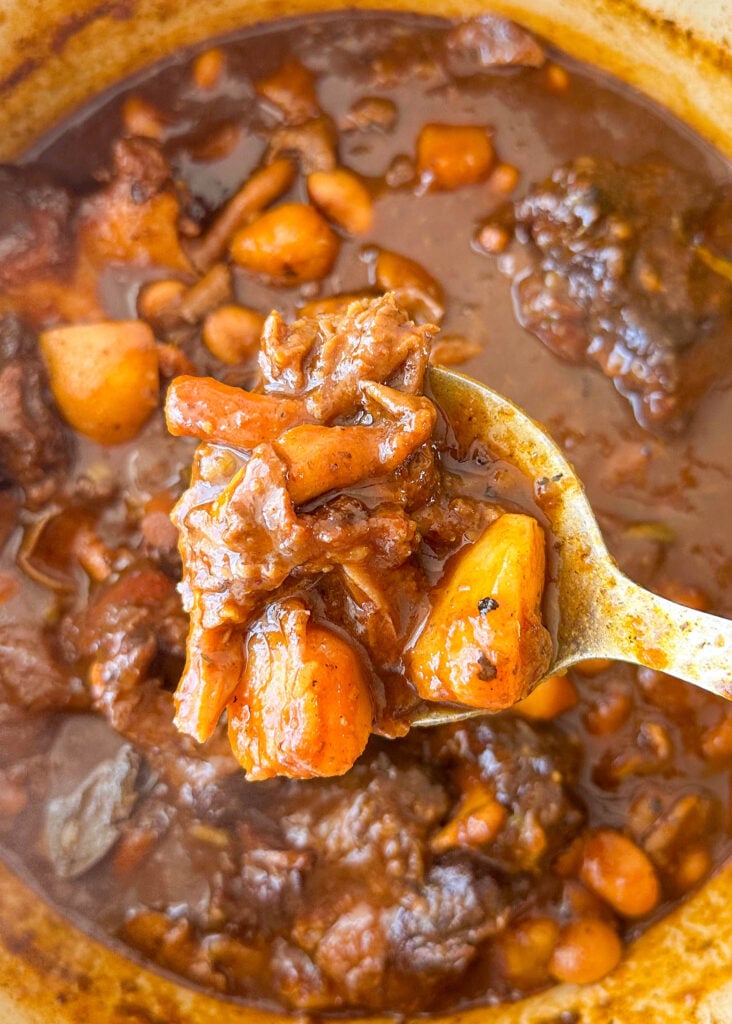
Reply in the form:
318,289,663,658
75,566,236,791
389,859,505,979
432,716,584,872
409,513,552,709
443,15,546,74
77,137,191,272
0,621,79,715
0,314,72,506
270,753,501,1009
505,158,732,429
0,165,73,287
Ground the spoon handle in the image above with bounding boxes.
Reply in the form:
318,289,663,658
585,570,732,699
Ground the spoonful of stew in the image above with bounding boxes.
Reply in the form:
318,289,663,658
412,366,732,726
163,294,732,777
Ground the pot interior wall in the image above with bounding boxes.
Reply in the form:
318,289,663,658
0,0,730,158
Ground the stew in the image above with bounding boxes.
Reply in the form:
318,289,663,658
0,11,731,1014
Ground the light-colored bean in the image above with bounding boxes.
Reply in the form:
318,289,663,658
202,305,265,364
549,918,622,985
122,96,166,141
431,779,506,853
230,203,339,283
307,168,374,235
497,917,559,987
580,828,660,918
192,48,225,90
514,673,577,720
374,248,444,322
428,334,482,366
137,279,186,329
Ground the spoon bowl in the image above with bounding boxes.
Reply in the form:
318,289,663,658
411,366,732,727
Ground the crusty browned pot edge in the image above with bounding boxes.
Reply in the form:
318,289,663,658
0,1,731,1022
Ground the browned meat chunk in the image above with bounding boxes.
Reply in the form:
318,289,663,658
0,165,73,288
444,15,546,75
505,158,732,429
0,620,84,767
73,566,236,792
432,716,584,873
77,137,191,272
0,314,72,506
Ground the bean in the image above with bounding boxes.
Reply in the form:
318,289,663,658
122,96,166,141
230,203,339,284
417,123,493,190
374,248,444,322
203,305,265,364
428,334,482,366
673,844,711,892
489,162,520,194
701,714,732,760
307,168,374,235
549,918,621,985
574,658,613,677
476,223,510,254
514,673,577,720
580,828,660,917
192,48,225,90
431,780,506,853
137,279,186,329
497,917,559,987
583,685,633,735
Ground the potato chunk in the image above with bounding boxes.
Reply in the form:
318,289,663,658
408,513,551,709
40,320,159,444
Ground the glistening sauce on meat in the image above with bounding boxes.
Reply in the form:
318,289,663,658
0,11,731,1013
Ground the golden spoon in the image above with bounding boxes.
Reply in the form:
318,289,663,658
412,366,732,726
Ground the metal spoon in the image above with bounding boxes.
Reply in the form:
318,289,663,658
411,365,732,727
